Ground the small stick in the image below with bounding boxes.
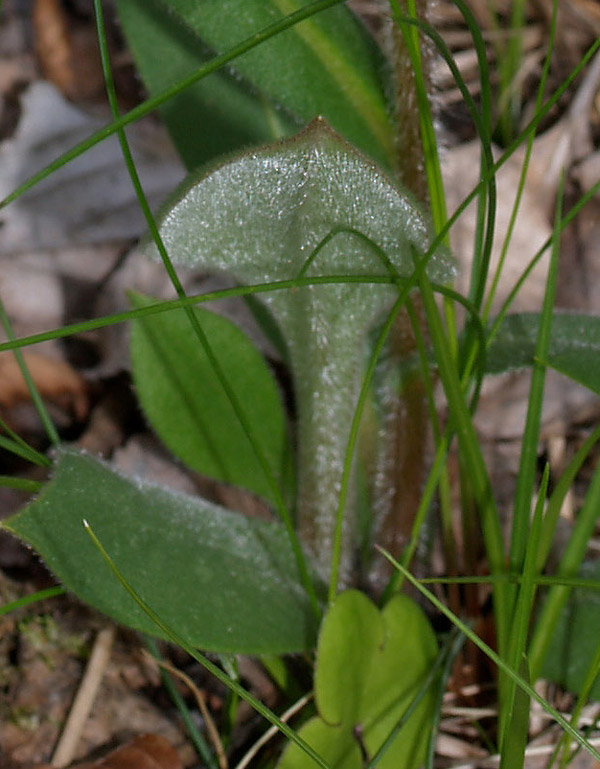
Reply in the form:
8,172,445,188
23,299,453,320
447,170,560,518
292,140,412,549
145,651,227,769
51,625,115,768
233,692,313,769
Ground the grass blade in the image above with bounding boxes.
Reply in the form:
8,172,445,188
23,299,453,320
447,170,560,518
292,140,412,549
0,586,66,616
508,176,563,593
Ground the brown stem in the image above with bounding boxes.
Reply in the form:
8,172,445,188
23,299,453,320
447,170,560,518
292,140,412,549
366,0,435,591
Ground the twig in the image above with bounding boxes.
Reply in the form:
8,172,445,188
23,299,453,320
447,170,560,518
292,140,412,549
233,692,313,769
145,652,227,769
51,625,115,768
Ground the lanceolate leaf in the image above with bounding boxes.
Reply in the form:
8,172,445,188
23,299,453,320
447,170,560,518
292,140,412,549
129,293,292,507
3,449,322,654
486,312,600,394
115,0,394,168
115,0,299,170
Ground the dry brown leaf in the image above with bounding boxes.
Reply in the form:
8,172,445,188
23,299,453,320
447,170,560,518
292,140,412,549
32,0,104,103
75,734,183,769
28,734,183,769
0,82,185,252
443,138,552,315
0,350,88,421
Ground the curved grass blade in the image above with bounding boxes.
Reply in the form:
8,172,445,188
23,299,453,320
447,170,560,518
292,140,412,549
0,586,66,617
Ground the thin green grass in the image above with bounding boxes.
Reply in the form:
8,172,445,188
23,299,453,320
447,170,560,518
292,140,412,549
451,0,496,317
508,174,563,600
500,463,549,755
0,476,43,492
497,0,528,144
0,276,416,354
557,636,600,769
365,634,450,769
483,0,558,323
536,424,600,572
414,248,509,650
0,301,59,446
529,447,600,681
0,415,51,466
424,628,466,769
0,586,66,616
419,574,600,591
379,283,488,597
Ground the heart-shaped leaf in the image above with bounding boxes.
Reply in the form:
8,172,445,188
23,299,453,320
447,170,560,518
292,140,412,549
277,590,438,769
129,293,292,507
3,449,322,654
144,121,454,579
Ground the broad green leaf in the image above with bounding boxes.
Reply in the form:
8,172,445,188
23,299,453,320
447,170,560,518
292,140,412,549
540,561,600,700
117,0,394,168
316,588,384,727
3,449,322,654
129,293,291,507
115,0,298,170
278,590,438,769
144,121,455,578
486,312,600,393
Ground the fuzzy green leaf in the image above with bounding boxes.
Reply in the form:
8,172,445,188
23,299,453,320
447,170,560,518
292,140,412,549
116,0,394,168
486,313,600,393
129,293,291,507
143,121,454,578
278,590,438,769
3,449,321,654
